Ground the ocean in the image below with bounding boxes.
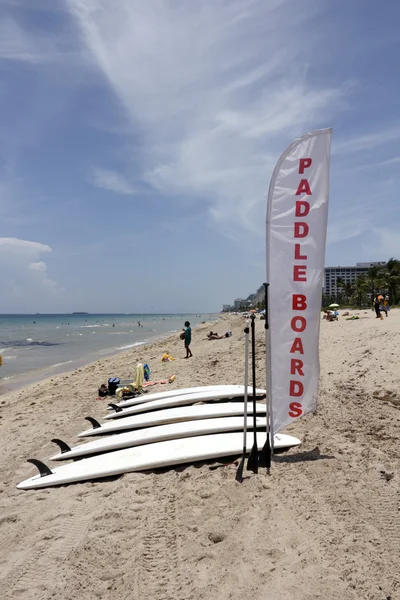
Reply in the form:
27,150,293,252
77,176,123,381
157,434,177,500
0,313,212,394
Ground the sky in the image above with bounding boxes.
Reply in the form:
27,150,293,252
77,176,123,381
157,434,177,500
0,0,399,314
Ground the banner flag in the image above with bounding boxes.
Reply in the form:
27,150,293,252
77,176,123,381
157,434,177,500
266,129,332,438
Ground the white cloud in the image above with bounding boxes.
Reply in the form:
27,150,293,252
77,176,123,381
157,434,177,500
0,237,61,308
68,0,344,239
87,167,136,195
29,260,47,272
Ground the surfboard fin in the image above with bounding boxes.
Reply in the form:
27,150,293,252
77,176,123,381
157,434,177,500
108,403,123,413
85,416,101,429
27,458,53,478
51,438,71,454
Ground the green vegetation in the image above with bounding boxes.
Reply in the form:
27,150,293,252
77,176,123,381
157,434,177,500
322,258,400,308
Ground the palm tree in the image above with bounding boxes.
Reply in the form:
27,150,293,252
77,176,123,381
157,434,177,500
366,264,386,300
354,275,370,308
384,258,400,304
336,277,354,303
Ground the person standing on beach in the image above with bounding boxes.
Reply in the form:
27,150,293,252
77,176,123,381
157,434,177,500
183,321,193,358
373,296,381,319
382,296,390,317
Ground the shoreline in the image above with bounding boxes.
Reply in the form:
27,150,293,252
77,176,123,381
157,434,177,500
0,315,221,397
0,314,223,402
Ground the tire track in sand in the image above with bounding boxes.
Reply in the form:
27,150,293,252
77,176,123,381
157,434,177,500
136,474,184,600
3,500,94,600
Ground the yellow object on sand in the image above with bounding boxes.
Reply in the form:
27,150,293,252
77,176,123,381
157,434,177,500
161,353,175,362
115,363,145,399
133,362,144,389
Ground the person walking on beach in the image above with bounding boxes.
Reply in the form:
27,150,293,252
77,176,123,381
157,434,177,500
382,296,390,317
373,296,384,320
373,296,381,319
183,321,193,358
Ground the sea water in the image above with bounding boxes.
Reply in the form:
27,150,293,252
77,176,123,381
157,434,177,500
0,313,211,394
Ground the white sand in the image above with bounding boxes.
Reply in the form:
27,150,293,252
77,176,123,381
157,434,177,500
0,311,399,599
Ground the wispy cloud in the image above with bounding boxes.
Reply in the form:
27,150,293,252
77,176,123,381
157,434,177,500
333,126,400,155
0,13,86,66
87,167,136,195
68,0,344,239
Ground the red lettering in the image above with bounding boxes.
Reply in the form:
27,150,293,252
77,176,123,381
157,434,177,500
295,200,310,217
289,380,304,397
294,244,307,260
294,265,307,282
299,158,312,174
292,294,307,310
290,359,304,376
288,402,303,418
291,316,306,332
294,222,309,238
290,338,304,354
295,179,312,195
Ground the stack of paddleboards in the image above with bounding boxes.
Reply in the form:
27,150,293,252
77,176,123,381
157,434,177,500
17,383,301,490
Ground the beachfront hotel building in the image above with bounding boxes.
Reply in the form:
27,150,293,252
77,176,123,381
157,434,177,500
323,262,386,297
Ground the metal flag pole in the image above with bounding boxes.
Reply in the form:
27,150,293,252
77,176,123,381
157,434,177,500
258,283,272,472
235,323,250,483
246,314,258,473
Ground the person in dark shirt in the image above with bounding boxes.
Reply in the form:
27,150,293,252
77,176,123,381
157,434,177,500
183,321,193,358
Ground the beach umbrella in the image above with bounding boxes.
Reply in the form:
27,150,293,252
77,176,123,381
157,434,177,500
329,303,339,308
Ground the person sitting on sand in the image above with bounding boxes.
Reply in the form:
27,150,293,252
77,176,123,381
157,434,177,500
207,331,224,339
207,331,232,340
323,310,337,322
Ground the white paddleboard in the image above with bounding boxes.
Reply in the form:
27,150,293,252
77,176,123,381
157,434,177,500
105,388,266,420
18,432,301,490
79,402,267,437
50,416,267,461
112,385,263,409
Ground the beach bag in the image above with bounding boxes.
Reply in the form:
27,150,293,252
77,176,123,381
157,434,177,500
98,384,109,397
143,363,151,382
108,377,120,396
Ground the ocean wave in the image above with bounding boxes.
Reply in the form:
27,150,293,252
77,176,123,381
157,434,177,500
107,332,130,335
117,342,146,350
0,340,61,348
52,360,73,368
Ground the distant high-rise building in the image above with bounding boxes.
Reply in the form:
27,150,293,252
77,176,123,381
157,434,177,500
324,262,386,297
233,298,251,310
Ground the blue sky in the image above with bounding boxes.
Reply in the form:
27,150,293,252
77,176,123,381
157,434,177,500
0,0,399,313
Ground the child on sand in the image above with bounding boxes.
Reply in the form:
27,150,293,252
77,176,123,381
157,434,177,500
183,321,193,358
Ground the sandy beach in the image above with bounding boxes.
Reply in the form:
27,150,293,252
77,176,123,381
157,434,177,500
1,311,399,600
